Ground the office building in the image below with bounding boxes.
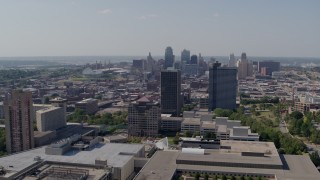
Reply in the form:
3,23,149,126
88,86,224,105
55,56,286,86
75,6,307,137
190,55,198,64
258,60,280,76
160,116,183,132
161,70,182,116
36,107,66,132
184,64,198,76
209,62,237,111
237,52,253,79
4,90,34,153
0,102,4,119
50,97,67,115
75,98,98,115
128,96,161,137
164,46,174,69
181,49,191,64
228,53,237,67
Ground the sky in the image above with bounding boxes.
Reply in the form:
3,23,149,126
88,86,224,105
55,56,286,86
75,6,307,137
0,0,319,57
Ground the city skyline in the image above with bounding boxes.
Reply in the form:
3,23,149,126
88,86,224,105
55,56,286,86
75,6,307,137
0,0,319,57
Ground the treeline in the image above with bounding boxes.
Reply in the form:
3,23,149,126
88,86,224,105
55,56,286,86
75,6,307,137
68,109,127,125
241,96,279,105
216,108,307,155
287,111,320,144
0,69,41,82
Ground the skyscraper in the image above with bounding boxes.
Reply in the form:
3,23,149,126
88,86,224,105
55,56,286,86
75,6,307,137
164,46,174,69
228,53,237,67
4,90,34,153
237,52,253,79
190,55,198,64
161,69,181,116
128,96,161,137
181,49,191,64
209,62,237,111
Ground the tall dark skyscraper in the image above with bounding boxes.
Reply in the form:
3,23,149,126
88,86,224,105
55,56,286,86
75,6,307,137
5,90,34,153
209,62,237,111
190,55,198,64
161,69,181,116
164,46,174,69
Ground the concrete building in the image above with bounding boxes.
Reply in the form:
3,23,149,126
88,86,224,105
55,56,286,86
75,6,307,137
36,106,66,132
164,46,174,69
4,90,34,153
50,97,67,115
181,118,201,134
128,96,161,137
75,98,98,115
161,69,182,116
0,142,145,180
209,62,237,111
135,140,320,180
160,116,183,132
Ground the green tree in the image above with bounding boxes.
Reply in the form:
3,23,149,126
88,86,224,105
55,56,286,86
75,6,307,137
309,151,320,167
221,175,227,180
290,111,303,120
231,176,236,180
194,173,200,180
184,130,192,137
240,176,245,180
204,174,209,180
214,175,218,180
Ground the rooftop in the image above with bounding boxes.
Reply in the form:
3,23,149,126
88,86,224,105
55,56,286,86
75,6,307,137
0,143,144,178
182,118,201,126
135,151,179,180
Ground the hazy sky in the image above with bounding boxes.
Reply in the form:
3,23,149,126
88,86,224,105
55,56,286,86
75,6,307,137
0,0,319,57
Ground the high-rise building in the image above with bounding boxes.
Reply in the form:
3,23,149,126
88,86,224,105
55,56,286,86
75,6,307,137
258,61,280,76
181,49,191,64
161,70,181,116
164,46,174,69
237,52,253,79
128,96,161,136
190,55,198,64
228,53,237,67
4,90,34,153
209,62,237,111
146,52,156,73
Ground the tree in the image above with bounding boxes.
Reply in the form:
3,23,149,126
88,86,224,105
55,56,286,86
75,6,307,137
309,151,320,167
194,173,200,180
173,132,180,145
221,175,227,180
231,176,236,180
290,111,303,120
184,131,192,137
240,176,245,180
193,131,200,137
214,175,218,180
204,174,209,180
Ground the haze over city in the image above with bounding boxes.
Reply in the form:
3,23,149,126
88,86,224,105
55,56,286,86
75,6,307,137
0,0,319,57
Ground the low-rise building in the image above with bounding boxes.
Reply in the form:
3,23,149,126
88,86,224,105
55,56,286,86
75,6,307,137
75,98,98,115
36,107,66,132
160,116,183,132
135,140,320,180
